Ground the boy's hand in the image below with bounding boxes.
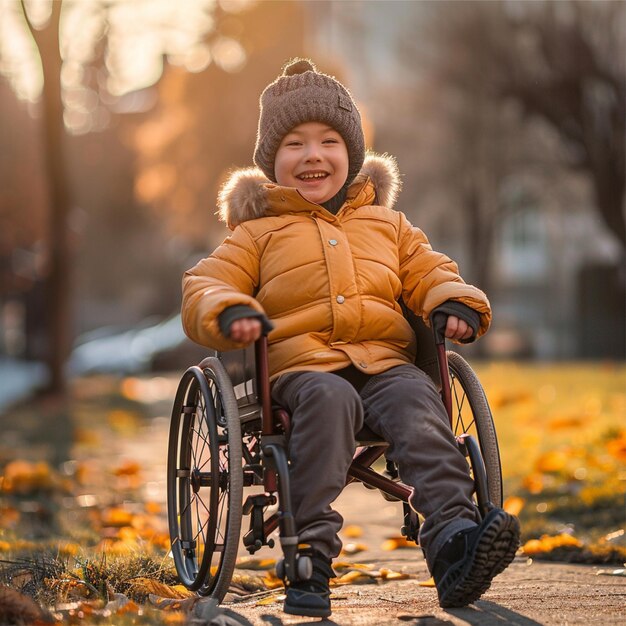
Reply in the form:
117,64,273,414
229,317,262,344
445,315,473,342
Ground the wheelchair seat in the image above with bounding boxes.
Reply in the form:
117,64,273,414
354,424,387,446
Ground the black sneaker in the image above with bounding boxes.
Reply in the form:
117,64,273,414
432,508,520,608
283,550,334,618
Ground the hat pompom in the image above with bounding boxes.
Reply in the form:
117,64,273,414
283,58,316,76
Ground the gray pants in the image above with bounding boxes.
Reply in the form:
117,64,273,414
271,364,480,570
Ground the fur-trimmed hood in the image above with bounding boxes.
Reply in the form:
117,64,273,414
217,152,402,230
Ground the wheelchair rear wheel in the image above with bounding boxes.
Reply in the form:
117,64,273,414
167,357,243,600
447,351,503,508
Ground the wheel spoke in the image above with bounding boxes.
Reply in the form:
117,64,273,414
193,498,209,544
195,395,210,462
451,377,464,434
451,374,474,435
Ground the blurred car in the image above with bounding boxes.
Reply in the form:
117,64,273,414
68,314,209,375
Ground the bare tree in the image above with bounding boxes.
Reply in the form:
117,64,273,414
499,1,625,250
427,0,625,252
20,0,71,393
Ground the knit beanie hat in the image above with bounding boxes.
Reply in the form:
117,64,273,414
253,58,365,185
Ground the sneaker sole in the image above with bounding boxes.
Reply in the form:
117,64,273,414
438,509,520,608
284,603,332,618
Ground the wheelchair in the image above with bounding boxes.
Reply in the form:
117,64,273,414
166,308,502,601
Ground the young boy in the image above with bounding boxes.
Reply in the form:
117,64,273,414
182,58,520,618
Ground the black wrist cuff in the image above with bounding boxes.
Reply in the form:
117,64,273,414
218,305,274,338
431,300,481,343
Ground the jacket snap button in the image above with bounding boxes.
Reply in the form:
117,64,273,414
329,239,338,246
336,295,345,304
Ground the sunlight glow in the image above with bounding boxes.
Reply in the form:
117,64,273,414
212,36,246,73
0,0,248,134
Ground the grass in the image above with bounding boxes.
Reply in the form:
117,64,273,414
475,361,626,557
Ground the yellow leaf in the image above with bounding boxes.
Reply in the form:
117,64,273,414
379,568,411,581
534,451,567,473
522,473,544,494
148,595,197,612
607,432,626,463
261,571,284,590
130,578,195,599
101,507,134,527
547,416,584,431
381,536,418,551
333,562,371,571
1,460,57,494
112,460,142,477
522,533,582,556
115,599,141,615
107,409,141,434
419,576,436,587
145,501,162,515
503,496,525,516
332,570,376,585
340,542,368,555
343,525,363,538
229,574,268,593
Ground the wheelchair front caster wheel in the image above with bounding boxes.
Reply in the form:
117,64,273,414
276,554,313,582
297,555,313,580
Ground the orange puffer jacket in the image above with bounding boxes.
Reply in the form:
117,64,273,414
182,153,491,381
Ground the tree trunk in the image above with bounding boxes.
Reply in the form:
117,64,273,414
21,0,72,394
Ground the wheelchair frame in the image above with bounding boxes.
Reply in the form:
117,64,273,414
167,317,502,601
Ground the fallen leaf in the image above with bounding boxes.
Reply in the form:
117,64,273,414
419,576,436,587
333,562,372,571
343,525,363,538
129,578,195,600
1,460,57,494
503,496,525,516
115,599,141,615
381,536,418,551
341,542,368,555
261,571,284,590
547,416,585,431
521,472,544,494
379,568,411,581
101,507,134,527
228,573,269,593
332,570,377,585
534,450,568,473
148,594,198,612
112,460,142,477
522,533,583,556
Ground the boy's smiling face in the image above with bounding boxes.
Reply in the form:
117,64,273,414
274,122,349,205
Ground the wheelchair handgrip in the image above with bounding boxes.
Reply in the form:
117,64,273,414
430,311,448,345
